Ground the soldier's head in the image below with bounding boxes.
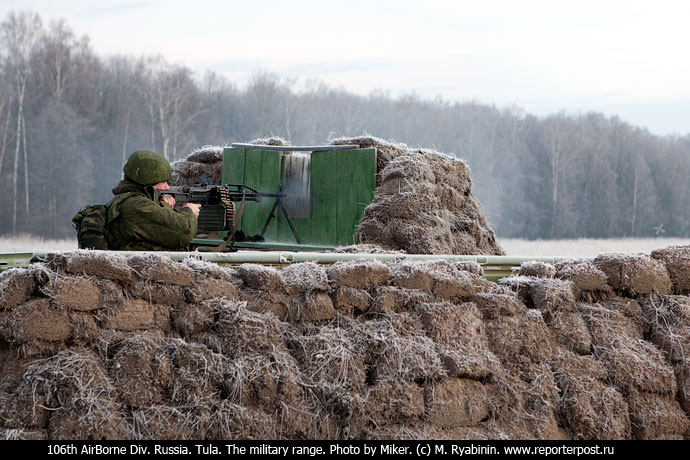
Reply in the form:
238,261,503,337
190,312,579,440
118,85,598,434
123,150,172,186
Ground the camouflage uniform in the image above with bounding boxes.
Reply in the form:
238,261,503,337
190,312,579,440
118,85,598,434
107,151,197,251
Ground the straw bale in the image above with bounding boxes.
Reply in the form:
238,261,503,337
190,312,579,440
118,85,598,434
327,260,390,289
425,378,490,428
651,245,690,294
128,280,185,306
288,324,367,393
238,288,288,320
0,390,48,428
333,287,371,315
596,296,646,337
0,350,38,390
182,257,241,283
582,305,676,393
547,309,592,355
207,401,277,440
101,298,168,332
127,253,194,286
282,262,330,295
497,275,541,308
389,260,492,298
170,145,225,186
0,265,48,310
130,405,209,440
641,294,690,363
555,259,612,301
184,276,238,303
41,274,101,311
675,360,690,414
369,286,432,315
46,251,133,285
329,135,407,177
484,310,553,366
285,291,335,323
213,299,286,358
363,381,425,424
171,300,214,336
529,278,577,313
417,302,500,380
469,293,527,320
238,264,286,298
23,348,123,440
164,339,226,406
519,261,556,278
109,336,167,407
627,389,690,439
363,313,447,383
594,253,672,296
1,299,72,343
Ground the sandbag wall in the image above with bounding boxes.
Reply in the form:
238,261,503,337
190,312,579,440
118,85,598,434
0,248,689,440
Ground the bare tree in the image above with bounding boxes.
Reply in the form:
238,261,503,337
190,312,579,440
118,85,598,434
1,10,42,233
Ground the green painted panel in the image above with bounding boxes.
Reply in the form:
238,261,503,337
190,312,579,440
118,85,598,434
336,150,358,246
222,147,246,184
310,150,338,245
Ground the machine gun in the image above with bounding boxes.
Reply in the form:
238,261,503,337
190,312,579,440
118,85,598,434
153,184,301,243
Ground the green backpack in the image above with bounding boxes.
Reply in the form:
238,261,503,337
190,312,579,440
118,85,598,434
72,193,135,250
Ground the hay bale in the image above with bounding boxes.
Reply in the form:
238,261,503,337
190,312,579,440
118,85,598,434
109,336,167,407
519,261,556,278
582,305,676,394
288,324,367,393
285,291,335,323
0,299,72,343
332,137,504,256
184,277,238,303
170,145,225,186
363,381,425,425
213,299,286,358
417,302,500,380
390,260,492,298
497,275,541,308
172,299,214,336
0,390,49,429
238,288,288,320
182,257,241,283
128,280,185,306
627,389,690,439
46,251,134,285
547,310,592,355
361,313,446,383
127,253,194,286
484,310,553,366
469,293,527,320
425,378,489,429
238,264,286,299
101,298,169,332
41,275,102,311
22,348,123,440
550,350,629,440
164,339,226,406
674,360,690,414
327,260,390,289
594,253,672,296
207,401,277,440
130,405,210,440
651,245,690,294
333,287,371,315
641,294,690,364
529,278,577,313
0,265,50,310
555,259,612,301
281,262,329,295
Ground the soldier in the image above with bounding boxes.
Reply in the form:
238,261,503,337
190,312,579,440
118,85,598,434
107,150,201,250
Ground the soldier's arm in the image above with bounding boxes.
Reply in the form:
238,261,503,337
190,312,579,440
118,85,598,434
121,196,198,249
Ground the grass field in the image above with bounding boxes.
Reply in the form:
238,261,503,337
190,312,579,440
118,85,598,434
0,234,687,257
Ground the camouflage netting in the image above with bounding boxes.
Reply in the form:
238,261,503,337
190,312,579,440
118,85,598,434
170,135,504,255
1,246,690,440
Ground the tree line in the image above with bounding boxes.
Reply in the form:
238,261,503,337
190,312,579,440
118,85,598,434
1,10,689,241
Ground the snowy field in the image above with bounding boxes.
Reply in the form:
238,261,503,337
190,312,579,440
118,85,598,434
501,237,689,257
0,235,687,257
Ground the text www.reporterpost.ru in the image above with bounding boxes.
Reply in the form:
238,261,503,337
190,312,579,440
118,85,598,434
451,444,615,456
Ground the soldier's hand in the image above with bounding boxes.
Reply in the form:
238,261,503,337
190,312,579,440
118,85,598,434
184,202,201,217
160,194,176,209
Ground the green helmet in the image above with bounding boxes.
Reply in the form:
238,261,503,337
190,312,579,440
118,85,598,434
123,150,171,185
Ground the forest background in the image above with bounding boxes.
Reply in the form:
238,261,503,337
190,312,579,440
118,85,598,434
1,10,689,241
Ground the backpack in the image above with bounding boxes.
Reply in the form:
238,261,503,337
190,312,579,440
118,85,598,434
72,193,136,250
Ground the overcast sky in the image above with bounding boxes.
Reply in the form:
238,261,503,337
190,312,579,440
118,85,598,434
3,0,690,136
